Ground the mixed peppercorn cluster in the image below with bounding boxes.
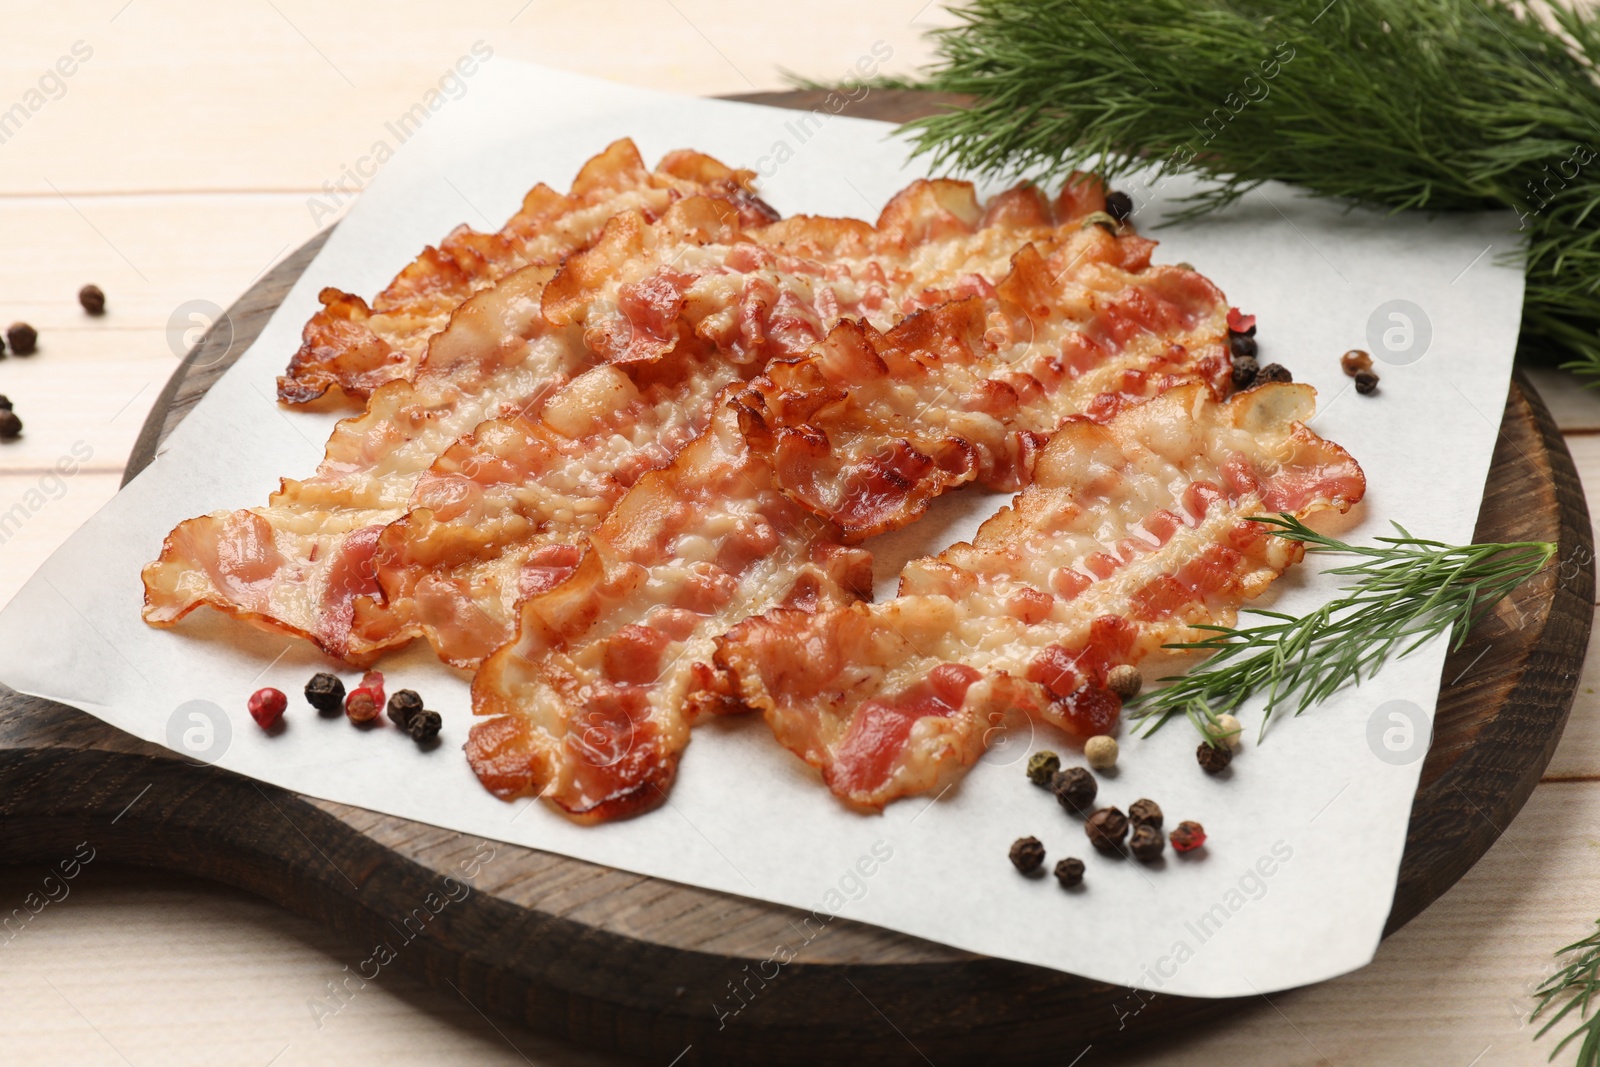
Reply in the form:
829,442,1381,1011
1009,666,1221,888
246,670,443,744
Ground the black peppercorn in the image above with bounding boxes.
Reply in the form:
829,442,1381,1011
406,709,442,743
1128,798,1163,830
0,410,20,441
304,672,345,715
79,285,106,315
7,323,37,356
1054,857,1085,888
1104,190,1133,222
1256,362,1293,384
387,688,423,729
0,394,11,410
1354,368,1379,395
1051,766,1098,814
1129,824,1165,862
1009,836,1046,873
1085,806,1129,854
1229,332,1258,359
1026,750,1060,786
1231,356,1259,391
1197,740,1233,774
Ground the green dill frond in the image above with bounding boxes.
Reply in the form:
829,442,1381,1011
1126,515,1555,738
902,0,1600,376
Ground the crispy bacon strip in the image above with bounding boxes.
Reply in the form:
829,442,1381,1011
279,138,778,404
348,181,1123,667
468,400,873,821
147,174,1106,665
716,383,1366,810
737,231,1231,540
463,249,1232,820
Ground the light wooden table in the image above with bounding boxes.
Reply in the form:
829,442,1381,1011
2,4,1597,1064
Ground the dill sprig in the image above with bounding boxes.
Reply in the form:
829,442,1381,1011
901,0,1600,377
1128,515,1555,738
1534,921,1600,1065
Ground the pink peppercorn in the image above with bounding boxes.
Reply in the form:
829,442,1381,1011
248,687,287,729
345,670,385,724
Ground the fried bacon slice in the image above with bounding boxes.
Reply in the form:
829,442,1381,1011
737,230,1231,540
462,257,1231,821
143,260,578,658
278,138,778,404
467,399,873,821
346,181,1125,668
147,175,1108,665
716,383,1366,810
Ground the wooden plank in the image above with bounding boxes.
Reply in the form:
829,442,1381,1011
0,0,946,196
0,472,121,609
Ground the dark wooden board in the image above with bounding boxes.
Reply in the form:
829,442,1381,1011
1,91,1592,1065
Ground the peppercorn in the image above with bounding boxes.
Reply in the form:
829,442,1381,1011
1105,664,1141,702
1054,857,1085,888
1027,749,1061,786
7,323,37,356
387,688,423,729
1009,836,1046,873
1085,806,1129,854
1211,712,1243,750
1197,739,1233,774
1128,798,1163,829
406,709,442,743
1231,356,1259,391
248,687,287,729
345,670,385,724
0,394,11,410
0,333,6,356
1256,363,1293,384
1051,766,1098,814
1170,821,1208,853
78,284,105,315
304,672,345,715
1354,368,1379,395
1104,190,1133,222
1229,332,1258,359
0,410,20,441
1084,735,1118,770
1129,823,1165,862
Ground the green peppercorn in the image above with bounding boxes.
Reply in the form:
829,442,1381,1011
1027,750,1061,786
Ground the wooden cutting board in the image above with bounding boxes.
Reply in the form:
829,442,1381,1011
1,91,1592,1065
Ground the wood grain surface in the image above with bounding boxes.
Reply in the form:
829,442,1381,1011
1,85,1593,1066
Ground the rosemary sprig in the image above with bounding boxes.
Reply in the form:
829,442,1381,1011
1533,921,1600,1065
1127,515,1555,738
900,0,1600,377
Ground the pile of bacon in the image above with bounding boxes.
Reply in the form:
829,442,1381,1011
142,139,1365,822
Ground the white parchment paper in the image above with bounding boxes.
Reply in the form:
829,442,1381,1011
0,61,1526,997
